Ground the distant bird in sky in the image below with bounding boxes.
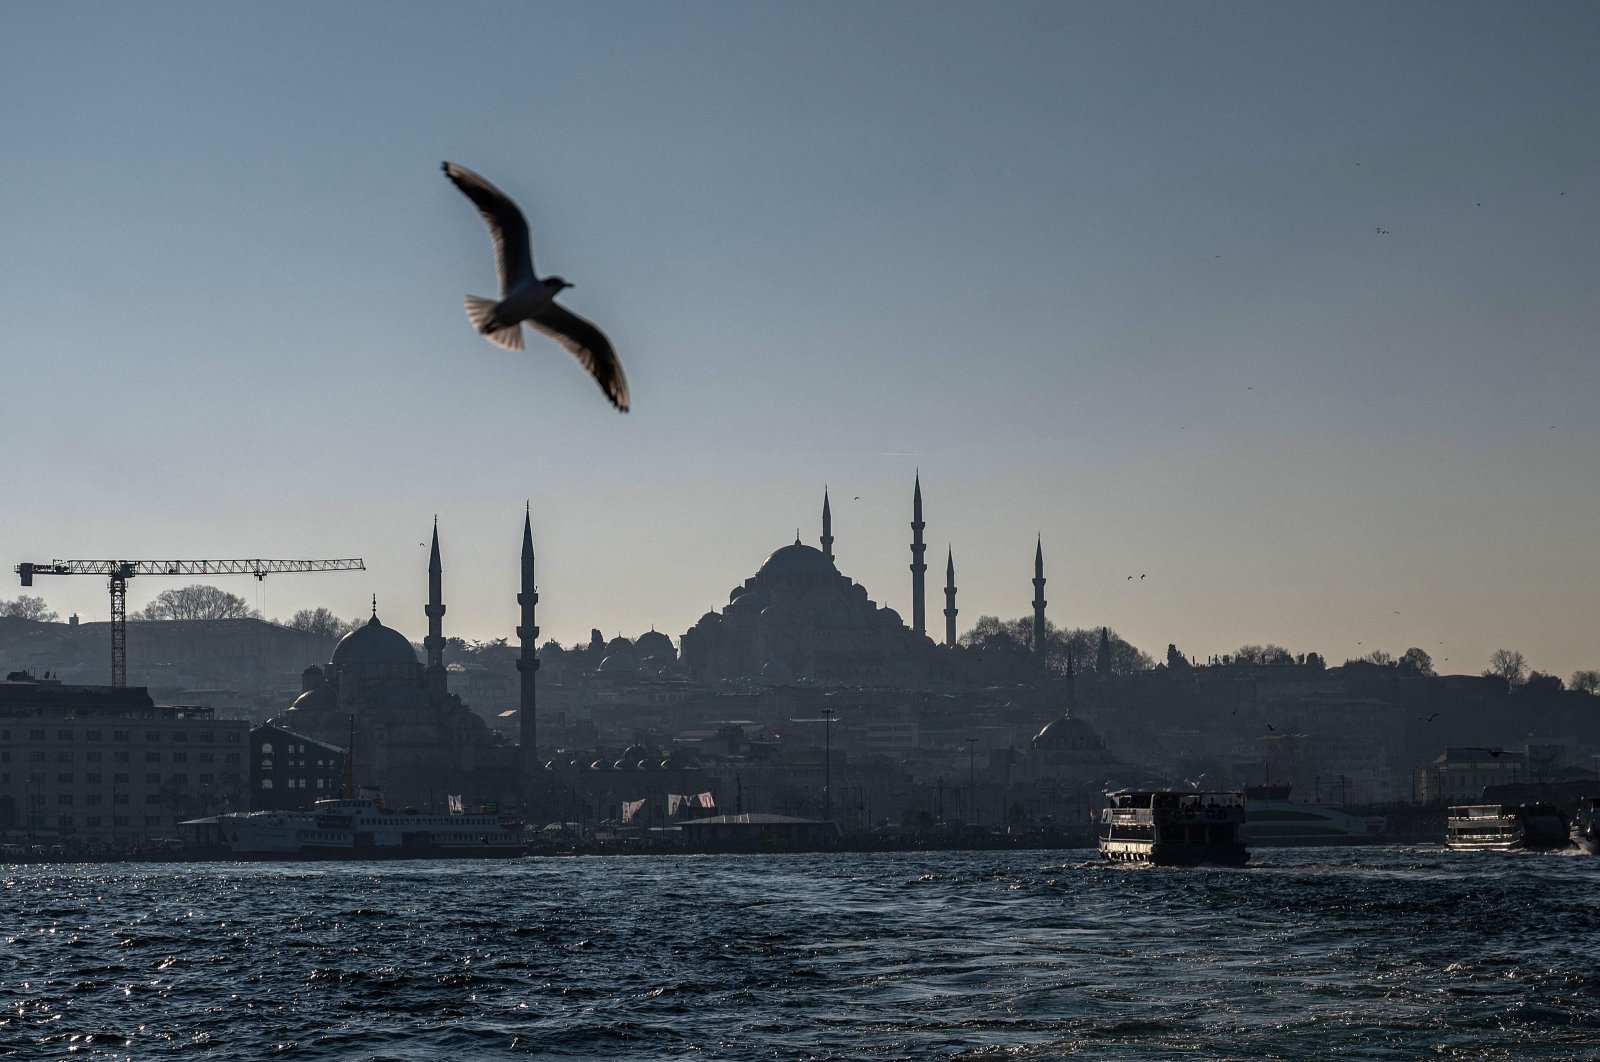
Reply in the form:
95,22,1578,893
1126,575,1133,580
1266,723,1276,732
1140,574,1146,580
1421,712,1440,723
442,162,629,412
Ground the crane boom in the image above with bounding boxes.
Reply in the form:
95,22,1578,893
15,557,365,687
20,559,365,581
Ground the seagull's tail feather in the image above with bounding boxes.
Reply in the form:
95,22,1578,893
465,295,523,351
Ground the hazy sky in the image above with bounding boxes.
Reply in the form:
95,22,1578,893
3,2,1596,681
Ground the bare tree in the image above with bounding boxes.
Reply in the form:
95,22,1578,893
283,607,358,639
1570,670,1600,696
1234,644,1295,665
137,585,260,621
1483,648,1528,688
0,595,59,622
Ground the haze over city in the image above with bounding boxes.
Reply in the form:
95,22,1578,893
4,2,1596,680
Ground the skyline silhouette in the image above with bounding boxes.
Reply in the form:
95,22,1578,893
2,3,1596,680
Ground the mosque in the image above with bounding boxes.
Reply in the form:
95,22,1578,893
266,518,536,811
259,481,1102,822
680,477,1052,690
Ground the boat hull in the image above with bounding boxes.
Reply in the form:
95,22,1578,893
1099,838,1249,867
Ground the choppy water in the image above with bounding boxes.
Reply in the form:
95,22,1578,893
3,847,1598,1060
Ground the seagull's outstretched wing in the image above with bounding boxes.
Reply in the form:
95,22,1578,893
442,162,534,295
527,303,630,413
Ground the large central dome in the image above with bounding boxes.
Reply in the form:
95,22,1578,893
756,542,836,581
331,614,419,669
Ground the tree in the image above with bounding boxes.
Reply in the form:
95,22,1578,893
137,585,260,621
1396,647,1435,676
1483,648,1527,688
1234,644,1294,665
1523,671,1563,696
961,617,1153,676
283,607,357,640
1571,670,1600,696
0,595,59,622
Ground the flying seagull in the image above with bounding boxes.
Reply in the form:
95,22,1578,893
441,162,629,412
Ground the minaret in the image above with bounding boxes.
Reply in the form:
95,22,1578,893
1032,536,1047,658
424,517,445,672
910,473,927,637
517,507,540,769
821,488,834,564
943,547,958,646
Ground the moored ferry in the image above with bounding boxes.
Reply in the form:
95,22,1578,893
1568,797,1600,855
1241,784,1386,846
213,790,524,859
1444,803,1569,852
1098,789,1249,866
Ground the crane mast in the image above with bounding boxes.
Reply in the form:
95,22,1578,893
16,558,365,688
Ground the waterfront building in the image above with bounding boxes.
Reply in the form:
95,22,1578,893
0,671,248,846
248,722,347,810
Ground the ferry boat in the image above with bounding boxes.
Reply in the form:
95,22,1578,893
1444,803,1570,852
1570,797,1600,855
1098,789,1249,866
215,790,525,859
1240,784,1386,846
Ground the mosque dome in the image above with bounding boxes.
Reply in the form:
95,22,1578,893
757,542,836,582
285,684,334,715
331,614,419,669
635,630,675,658
598,653,640,674
1033,715,1105,752
604,636,635,654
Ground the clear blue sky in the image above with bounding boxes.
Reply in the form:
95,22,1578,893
3,2,1596,680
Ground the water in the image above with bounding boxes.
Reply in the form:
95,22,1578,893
3,847,1598,1060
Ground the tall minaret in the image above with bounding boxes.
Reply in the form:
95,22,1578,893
424,517,445,673
516,506,540,768
1032,536,1047,658
821,488,834,564
943,546,958,646
910,473,927,637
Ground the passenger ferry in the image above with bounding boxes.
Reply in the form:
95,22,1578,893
1240,784,1386,846
1569,797,1600,855
1098,789,1249,866
1444,803,1570,852
215,789,524,859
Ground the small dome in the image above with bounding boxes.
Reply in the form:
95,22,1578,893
332,614,419,669
1033,715,1104,751
286,684,334,714
604,636,635,654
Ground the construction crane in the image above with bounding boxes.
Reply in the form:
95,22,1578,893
16,558,365,687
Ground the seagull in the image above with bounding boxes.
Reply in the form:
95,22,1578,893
1421,712,1440,723
442,162,629,412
